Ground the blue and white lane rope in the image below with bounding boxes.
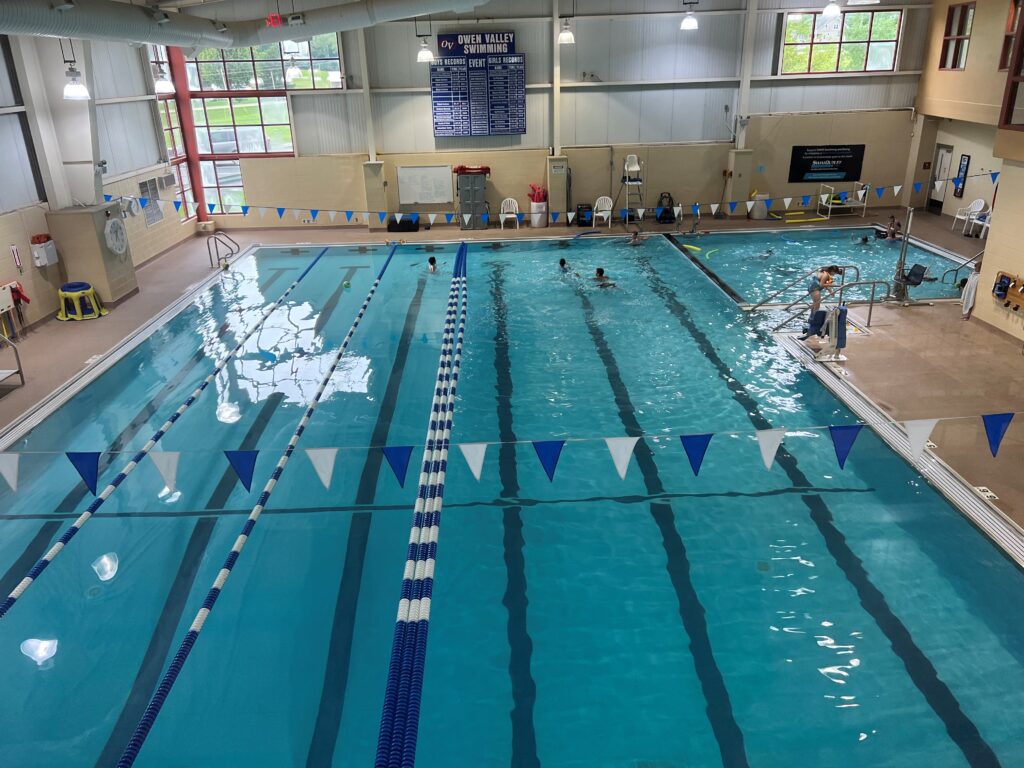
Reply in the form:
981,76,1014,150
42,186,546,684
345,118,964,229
0,246,332,621
377,245,468,768
115,244,400,768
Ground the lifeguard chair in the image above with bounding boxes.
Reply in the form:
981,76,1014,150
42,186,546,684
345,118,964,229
613,154,645,224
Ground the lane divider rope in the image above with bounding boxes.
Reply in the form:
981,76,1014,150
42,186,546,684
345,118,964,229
0,246,334,620
115,244,400,768
376,244,468,768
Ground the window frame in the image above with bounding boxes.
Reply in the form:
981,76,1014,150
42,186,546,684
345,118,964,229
1001,0,1023,71
1000,2,1024,130
185,36,344,93
940,2,975,71
190,95,294,159
0,35,47,212
779,10,903,76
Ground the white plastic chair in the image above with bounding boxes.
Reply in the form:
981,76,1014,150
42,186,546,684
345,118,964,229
952,198,986,231
593,195,613,228
966,210,993,239
499,197,519,229
623,154,642,183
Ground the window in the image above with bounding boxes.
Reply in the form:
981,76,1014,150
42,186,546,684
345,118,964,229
199,159,245,211
138,178,164,227
156,99,184,160
185,35,343,92
172,162,196,221
781,11,902,74
940,3,974,70
1002,0,1022,70
191,96,292,155
1002,8,1024,128
0,36,46,213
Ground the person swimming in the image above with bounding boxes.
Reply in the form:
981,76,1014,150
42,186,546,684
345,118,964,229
627,225,644,246
559,258,569,271
428,256,437,273
593,267,616,288
757,247,774,260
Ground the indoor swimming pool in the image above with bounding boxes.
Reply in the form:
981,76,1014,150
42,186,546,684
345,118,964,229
1,236,1022,767
687,226,966,305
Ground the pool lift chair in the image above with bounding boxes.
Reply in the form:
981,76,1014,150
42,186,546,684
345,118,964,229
891,207,935,307
799,304,849,363
613,153,644,225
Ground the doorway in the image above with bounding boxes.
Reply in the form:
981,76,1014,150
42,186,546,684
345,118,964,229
927,143,953,214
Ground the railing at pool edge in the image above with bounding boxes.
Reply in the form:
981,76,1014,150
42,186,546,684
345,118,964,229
376,244,468,768
115,243,401,768
0,245,335,621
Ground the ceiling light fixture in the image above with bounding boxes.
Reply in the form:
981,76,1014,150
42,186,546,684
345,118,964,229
285,56,302,83
823,0,842,17
153,63,174,94
413,15,436,64
59,39,89,100
559,0,577,45
680,11,699,30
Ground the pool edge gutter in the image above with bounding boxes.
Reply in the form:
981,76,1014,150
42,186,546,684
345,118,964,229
775,334,1024,571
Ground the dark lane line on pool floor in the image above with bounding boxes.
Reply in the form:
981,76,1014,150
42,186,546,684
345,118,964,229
0,321,234,599
305,276,427,768
95,392,285,768
0,485,878,522
489,262,540,768
260,267,295,294
314,265,369,336
641,247,1000,768
573,286,749,768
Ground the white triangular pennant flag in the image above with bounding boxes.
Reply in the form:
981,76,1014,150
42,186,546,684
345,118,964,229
428,213,437,225
395,212,403,223
783,197,792,210
462,213,472,226
305,447,339,488
820,193,829,205
903,419,940,461
934,180,943,193
673,205,682,218
709,204,719,216
328,210,337,223
500,213,508,222
856,189,865,201
567,211,576,223
458,443,487,481
756,429,785,470
155,199,165,212
637,208,646,219
258,207,267,220
746,200,755,212
604,436,640,480
149,451,180,493
292,209,302,221
0,452,19,492
894,185,903,196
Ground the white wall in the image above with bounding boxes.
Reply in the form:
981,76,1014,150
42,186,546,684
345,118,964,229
933,119,1003,217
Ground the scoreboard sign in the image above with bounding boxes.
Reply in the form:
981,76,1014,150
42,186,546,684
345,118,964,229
429,32,526,137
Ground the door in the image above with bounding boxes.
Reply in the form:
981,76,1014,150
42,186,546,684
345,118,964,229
928,144,953,213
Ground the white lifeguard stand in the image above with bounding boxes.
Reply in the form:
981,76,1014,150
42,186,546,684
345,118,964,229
614,154,644,224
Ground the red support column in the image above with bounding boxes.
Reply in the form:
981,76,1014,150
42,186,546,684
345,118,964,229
167,47,209,222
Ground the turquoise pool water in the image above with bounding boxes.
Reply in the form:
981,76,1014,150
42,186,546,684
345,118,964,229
1,237,1022,767
689,227,964,303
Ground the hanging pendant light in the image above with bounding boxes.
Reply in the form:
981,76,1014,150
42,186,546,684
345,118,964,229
60,39,89,101
417,38,435,64
823,0,842,17
285,55,302,84
558,18,576,45
680,11,699,30
153,64,174,94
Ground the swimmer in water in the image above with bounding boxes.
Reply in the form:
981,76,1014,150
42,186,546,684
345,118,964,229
593,267,616,288
758,247,774,260
627,225,643,247
559,258,569,272
427,256,437,273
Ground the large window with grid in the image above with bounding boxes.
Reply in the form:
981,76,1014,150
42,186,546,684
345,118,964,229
781,11,902,74
1002,0,1023,70
191,96,292,155
1002,8,1024,128
940,3,974,70
186,35,343,92
199,159,244,212
148,44,195,220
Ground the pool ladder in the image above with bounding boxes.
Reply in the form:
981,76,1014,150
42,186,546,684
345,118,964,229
770,278,892,332
747,264,861,311
0,332,25,389
207,230,240,269
939,247,984,285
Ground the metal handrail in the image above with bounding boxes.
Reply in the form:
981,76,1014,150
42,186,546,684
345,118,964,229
835,279,891,327
748,264,860,311
0,332,24,386
215,230,240,253
206,231,240,268
940,248,984,285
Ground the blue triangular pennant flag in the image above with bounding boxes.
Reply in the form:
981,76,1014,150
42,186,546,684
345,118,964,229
838,191,848,203
103,194,112,202
532,440,565,482
728,201,738,214
656,207,664,219
551,211,560,223
482,213,489,225
766,198,776,210
310,209,319,221
679,434,713,477
801,195,810,207
378,211,387,223
620,208,629,221
277,207,286,218
343,210,352,222
913,182,922,194
208,203,217,214
224,450,259,492
382,446,415,488
516,212,524,223
445,212,455,224
241,205,249,216
410,212,419,223
173,200,182,212
139,197,149,208
991,171,1000,184
66,452,101,496
829,425,863,470
689,203,698,216
982,413,1014,457
875,187,885,199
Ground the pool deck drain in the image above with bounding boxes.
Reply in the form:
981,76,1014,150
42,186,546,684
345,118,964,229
775,333,1024,571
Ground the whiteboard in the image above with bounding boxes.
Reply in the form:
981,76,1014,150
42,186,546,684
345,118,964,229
397,166,454,205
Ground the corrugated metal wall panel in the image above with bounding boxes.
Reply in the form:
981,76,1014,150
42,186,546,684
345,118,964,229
91,40,147,99
898,8,931,71
749,75,918,114
751,13,780,77
292,92,368,155
96,101,160,176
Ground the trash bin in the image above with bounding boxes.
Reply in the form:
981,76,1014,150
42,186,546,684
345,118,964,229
530,202,548,228
750,194,770,220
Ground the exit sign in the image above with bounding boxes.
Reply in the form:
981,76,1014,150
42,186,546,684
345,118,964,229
266,12,282,27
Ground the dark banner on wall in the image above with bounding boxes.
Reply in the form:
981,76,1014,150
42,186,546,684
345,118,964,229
430,32,526,137
788,145,866,183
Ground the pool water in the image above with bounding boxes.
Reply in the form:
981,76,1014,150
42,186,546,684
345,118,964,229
690,227,964,304
1,237,1022,767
